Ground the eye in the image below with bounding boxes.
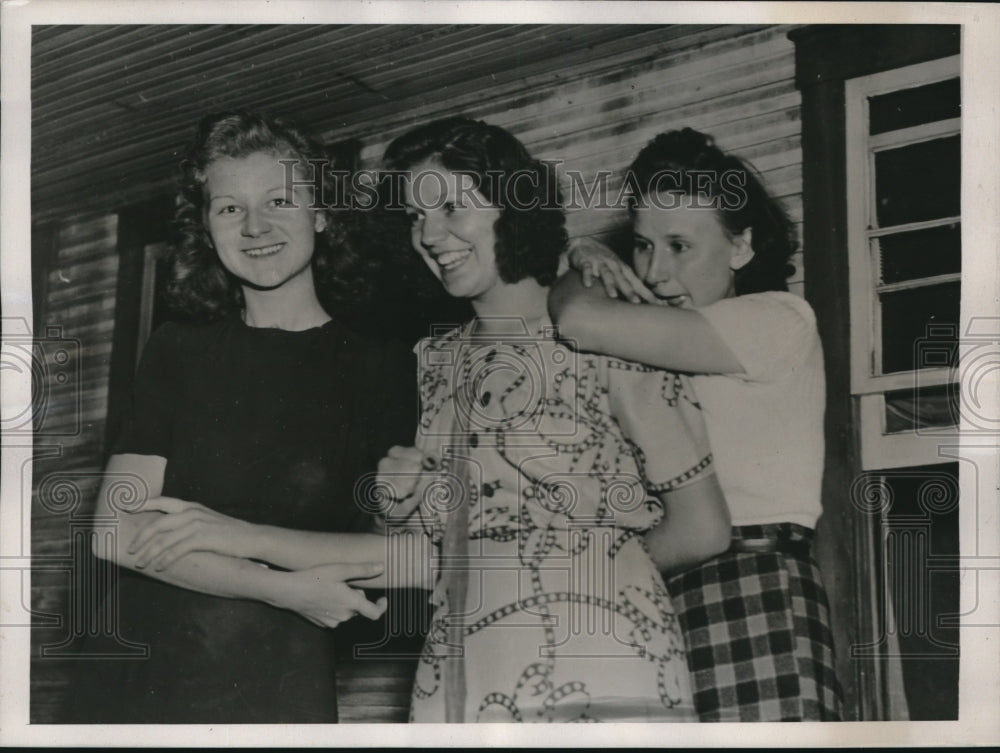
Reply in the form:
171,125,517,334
632,238,652,255
405,210,422,226
669,240,690,253
443,201,458,214
217,204,241,216
270,197,290,208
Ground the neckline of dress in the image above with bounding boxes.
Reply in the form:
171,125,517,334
234,311,337,335
463,313,552,339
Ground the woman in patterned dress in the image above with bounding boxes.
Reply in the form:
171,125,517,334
129,117,733,723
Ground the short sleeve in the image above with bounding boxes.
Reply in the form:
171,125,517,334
604,360,714,493
698,292,819,383
112,323,180,457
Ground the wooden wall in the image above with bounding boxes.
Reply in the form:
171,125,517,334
31,24,805,723
337,24,804,296
31,213,119,722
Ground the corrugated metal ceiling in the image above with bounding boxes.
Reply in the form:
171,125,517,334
31,24,739,216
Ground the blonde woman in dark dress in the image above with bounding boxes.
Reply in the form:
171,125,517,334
66,111,415,723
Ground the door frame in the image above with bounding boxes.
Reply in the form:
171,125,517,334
787,23,961,720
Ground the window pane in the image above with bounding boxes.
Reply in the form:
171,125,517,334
880,282,960,373
884,384,959,433
869,78,961,135
876,223,961,284
874,136,960,228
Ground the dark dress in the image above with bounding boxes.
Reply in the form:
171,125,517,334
66,315,416,723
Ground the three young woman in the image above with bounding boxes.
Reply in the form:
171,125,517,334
126,117,735,723
94,110,840,723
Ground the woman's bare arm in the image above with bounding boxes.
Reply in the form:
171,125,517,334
644,474,732,575
549,269,743,374
112,473,436,590
91,453,388,622
241,522,435,590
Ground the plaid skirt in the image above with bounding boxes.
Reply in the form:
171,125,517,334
666,523,843,721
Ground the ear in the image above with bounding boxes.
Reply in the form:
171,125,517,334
313,211,328,234
729,227,754,271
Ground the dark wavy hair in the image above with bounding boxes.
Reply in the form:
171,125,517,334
383,116,567,288
626,127,797,294
165,110,370,321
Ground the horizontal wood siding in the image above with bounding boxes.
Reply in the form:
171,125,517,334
31,213,118,723
33,26,749,218
335,25,804,296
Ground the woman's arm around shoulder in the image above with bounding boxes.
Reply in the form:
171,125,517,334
549,270,743,374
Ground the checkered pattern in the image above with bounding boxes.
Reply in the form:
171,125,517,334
666,524,843,722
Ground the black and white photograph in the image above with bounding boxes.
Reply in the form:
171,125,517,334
2,0,998,747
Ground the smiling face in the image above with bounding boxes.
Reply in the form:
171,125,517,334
631,192,752,309
403,159,503,302
203,150,327,291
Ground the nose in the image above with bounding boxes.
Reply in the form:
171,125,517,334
418,212,447,248
242,207,271,237
643,248,674,285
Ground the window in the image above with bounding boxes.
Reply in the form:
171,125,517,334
845,56,961,470
136,241,170,363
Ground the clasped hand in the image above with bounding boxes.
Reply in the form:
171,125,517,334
129,496,259,571
375,445,438,524
283,563,388,629
127,497,386,628
567,236,659,304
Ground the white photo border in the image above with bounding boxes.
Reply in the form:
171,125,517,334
2,1,998,747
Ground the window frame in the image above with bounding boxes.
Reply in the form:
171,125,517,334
845,55,961,470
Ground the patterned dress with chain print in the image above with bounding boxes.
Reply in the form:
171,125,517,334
406,317,715,723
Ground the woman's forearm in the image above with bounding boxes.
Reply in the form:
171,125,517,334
252,525,435,590
644,475,732,576
549,270,742,374
94,455,434,592
251,526,379,570
91,518,290,601
645,518,730,575
109,511,435,591
90,457,398,629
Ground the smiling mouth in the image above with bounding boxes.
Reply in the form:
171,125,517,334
658,294,691,308
243,243,284,258
435,249,472,272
